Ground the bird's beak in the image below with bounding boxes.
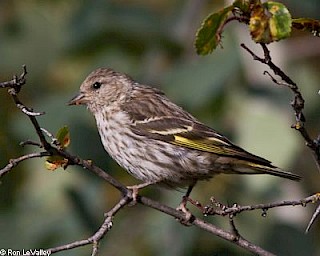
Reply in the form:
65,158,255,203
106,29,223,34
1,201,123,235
67,92,88,106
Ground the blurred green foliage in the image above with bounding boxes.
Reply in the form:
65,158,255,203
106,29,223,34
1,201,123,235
0,0,319,255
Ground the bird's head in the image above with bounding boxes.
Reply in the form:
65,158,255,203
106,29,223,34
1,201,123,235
68,68,133,113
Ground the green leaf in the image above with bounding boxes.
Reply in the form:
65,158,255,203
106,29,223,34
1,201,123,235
195,6,233,55
292,18,320,37
56,126,70,148
44,126,70,171
266,2,292,41
249,1,292,43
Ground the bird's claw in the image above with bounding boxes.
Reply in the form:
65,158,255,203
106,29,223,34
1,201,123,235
176,197,194,226
127,181,154,204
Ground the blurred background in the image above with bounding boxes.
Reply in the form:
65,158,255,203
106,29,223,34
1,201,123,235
0,0,319,255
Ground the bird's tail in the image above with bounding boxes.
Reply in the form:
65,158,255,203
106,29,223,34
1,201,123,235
232,161,301,181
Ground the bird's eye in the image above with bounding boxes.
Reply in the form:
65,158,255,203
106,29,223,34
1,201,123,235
92,81,102,90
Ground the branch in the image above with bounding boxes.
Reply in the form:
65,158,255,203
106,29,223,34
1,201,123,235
306,203,320,233
48,195,132,255
0,152,50,177
201,194,320,216
0,65,27,91
138,196,276,256
0,66,128,196
241,43,320,167
193,218,275,256
0,66,313,256
241,43,320,231
47,192,276,256
54,149,128,195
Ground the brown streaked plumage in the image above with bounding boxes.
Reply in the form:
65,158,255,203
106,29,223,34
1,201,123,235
68,67,301,197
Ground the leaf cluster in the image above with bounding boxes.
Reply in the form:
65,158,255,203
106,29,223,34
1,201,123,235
195,0,320,55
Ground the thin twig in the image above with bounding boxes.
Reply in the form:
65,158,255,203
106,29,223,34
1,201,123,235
241,42,320,231
203,193,320,216
41,128,60,146
54,149,128,195
229,213,241,241
47,192,275,255
306,204,320,233
192,218,275,256
138,196,275,256
3,66,44,117
3,68,48,148
48,195,131,254
0,66,311,256
91,242,99,256
16,103,44,116
241,43,320,167
20,140,43,148
0,152,50,177
0,65,27,91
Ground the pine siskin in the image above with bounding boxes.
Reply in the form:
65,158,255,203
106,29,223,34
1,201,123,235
68,68,300,198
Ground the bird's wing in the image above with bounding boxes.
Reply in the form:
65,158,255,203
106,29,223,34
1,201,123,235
122,88,301,181
121,85,271,164
130,116,272,166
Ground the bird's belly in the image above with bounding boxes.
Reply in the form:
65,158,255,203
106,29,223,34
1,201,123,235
100,128,216,186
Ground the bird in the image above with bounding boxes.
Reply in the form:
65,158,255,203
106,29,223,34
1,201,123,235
68,67,301,204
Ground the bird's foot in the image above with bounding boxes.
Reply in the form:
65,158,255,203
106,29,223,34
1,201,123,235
127,181,154,203
176,196,194,226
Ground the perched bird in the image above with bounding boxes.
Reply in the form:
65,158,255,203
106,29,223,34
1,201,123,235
68,68,300,201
